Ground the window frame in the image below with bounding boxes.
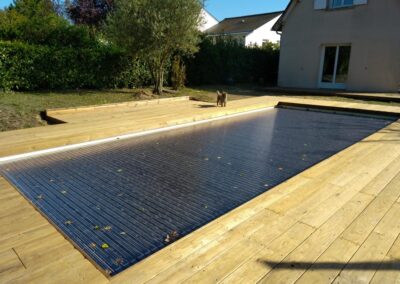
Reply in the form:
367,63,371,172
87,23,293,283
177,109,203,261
318,44,352,90
330,0,354,9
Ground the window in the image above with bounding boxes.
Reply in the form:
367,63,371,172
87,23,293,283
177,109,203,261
319,45,352,89
331,0,354,8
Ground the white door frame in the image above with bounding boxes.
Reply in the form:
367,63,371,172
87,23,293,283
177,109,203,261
318,44,350,89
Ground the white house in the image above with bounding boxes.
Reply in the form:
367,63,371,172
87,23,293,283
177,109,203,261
198,8,219,32
205,11,282,47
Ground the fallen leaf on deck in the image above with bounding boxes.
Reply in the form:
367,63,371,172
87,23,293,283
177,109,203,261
114,258,124,265
164,230,180,244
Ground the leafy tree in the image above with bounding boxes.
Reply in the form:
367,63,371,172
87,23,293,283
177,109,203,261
67,0,113,35
105,0,202,94
0,0,65,43
0,0,94,47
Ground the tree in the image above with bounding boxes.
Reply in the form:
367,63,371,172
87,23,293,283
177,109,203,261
0,0,94,47
105,0,202,94
0,0,68,44
67,0,113,35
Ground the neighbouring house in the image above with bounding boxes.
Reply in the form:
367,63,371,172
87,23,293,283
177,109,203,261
205,11,282,47
273,0,400,92
199,8,219,32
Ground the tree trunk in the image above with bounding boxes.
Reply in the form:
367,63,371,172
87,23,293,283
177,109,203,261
153,66,164,95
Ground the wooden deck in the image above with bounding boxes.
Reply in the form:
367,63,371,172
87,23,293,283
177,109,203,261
1,96,400,283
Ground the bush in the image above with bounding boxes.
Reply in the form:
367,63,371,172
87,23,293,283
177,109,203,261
113,59,153,89
0,40,153,90
186,37,280,86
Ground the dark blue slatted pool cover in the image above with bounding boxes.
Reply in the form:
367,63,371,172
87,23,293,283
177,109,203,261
0,108,395,275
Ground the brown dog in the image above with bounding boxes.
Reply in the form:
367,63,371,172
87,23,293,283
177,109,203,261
216,91,228,107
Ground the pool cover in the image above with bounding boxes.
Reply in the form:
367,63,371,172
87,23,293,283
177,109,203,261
0,107,395,275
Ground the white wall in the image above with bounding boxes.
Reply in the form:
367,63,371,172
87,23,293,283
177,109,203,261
245,14,281,46
199,9,219,32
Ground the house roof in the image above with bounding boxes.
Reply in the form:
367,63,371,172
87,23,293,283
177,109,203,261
272,0,297,31
205,11,283,35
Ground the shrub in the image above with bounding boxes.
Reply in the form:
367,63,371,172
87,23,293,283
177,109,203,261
113,58,153,89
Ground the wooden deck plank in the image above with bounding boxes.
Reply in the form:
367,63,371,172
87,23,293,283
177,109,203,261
0,225,56,253
255,192,374,284
218,223,316,284
297,146,400,228
187,222,315,284
369,256,400,284
0,208,48,242
0,249,26,284
340,173,400,246
13,233,76,271
267,143,385,219
361,155,400,197
333,203,400,283
295,238,359,284
10,252,108,284
145,209,294,284
387,235,400,261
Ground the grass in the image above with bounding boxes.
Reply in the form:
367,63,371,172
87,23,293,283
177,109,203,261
1,86,399,132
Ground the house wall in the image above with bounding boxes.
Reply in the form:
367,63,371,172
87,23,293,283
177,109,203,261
199,9,219,32
245,15,281,46
278,0,400,92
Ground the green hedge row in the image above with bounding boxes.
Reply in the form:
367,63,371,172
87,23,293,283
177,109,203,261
186,38,280,86
0,40,152,90
0,38,280,91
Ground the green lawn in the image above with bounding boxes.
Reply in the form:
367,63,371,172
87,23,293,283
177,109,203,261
1,86,399,132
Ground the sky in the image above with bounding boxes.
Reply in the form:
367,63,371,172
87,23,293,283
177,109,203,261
0,0,290,19
205,0,289,20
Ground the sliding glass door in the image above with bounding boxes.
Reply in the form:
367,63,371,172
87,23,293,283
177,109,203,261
319,45,351,89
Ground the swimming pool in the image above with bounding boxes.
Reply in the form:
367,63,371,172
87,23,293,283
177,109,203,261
0,107,395,275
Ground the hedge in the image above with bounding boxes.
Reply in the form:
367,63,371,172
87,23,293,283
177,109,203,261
0,40,152,90
186,38,280,86
0,38,280,91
